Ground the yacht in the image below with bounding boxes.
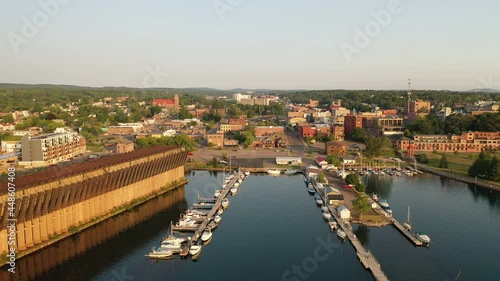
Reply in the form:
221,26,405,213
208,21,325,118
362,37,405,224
160,240,182,253
222,198,229,209
379,199,389,208
267,169,281,176
415,231,431,244
370,193,378,201
314,195,323,205
201,229,213,242
321,205,328,212
307,185,316,195
322,211,332,220
146,248,173,260
403,206,412,231
337,229,346,239
189,245,202,256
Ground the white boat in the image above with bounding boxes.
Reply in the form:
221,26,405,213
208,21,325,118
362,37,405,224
214,190,221,198
189,245,202,256
315,195,323,205
244,171,250,176
284,169,299,175
233,182,240,187
415,231,431,243
222,184,227,189
217,208,224,215
146,247,173,259
267,169,281,176
222,198,229,209
371,193,378,201
160,241,182,253
337,229,346,239
230,187,238,195
379,199,389,208
213,215,222,224
329,221,337,231
316,183,324,190
321,205,328,212
403,206,412,231
201,229,213,242
322,211,332,220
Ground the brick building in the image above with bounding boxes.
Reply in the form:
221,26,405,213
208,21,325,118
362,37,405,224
153,94,180,111
254,126,285,137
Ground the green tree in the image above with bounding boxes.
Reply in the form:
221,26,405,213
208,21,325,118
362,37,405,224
351,128,368,142
326,154,341,167
345,173,361,186
487,156,500,181
178,106,192,119
468,158,491,177
1,115,15,123
415,154,429,164
352,195,371,214
317,173,327,183
439,154,449,168
363,136,394,159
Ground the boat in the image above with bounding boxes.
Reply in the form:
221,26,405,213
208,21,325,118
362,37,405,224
337,229,346,239
230,187,238,195
214,190,221,198
415,231,431,243
160,240,182,253
322,211,332,220
179,244,190,258
267,169,281,176
403,206,412,231
328,221,337,231
316,183,324,190
213,215,222,224
217,208,224,215
307,185,316,195
384,207,392,216
201,229,213,242
189,245,202,256
321,205,328,212
146,247,173,259
222,198,229,209
244,171,250,176
370,193,378,201
207,220,218,230
284,169,299,175
379,199,389,208
233,182,240,187
314,195,323,205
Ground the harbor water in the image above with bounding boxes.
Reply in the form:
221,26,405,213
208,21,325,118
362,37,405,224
4,171,500,281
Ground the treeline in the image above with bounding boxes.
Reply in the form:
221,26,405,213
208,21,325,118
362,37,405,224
405,113,500,136
468,151,499,181
134,135,196,151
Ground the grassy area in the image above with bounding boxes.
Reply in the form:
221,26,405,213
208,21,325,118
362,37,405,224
360,214,388,223
420,152,480,175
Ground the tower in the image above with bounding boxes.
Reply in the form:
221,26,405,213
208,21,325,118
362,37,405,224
174,94,179,111
406,78,412,115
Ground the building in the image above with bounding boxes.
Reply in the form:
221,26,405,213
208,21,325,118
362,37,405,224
326,187,344,205
315,124,331,137
116,141,134,154
344,115,364,137
437,107,452,121
257,133,288,148
206,130,224,147
298,123,317,138
233,93,252,102
309,99,319,107
365,117,405,136
254,126,285,137
0,140,21,153
341,156,357,165
276,156,302,165
220,124,244,132
223,139,239,147
337,205,351,220
398,131,500,154
407,100,431,122
332,126,344,141
326,141,347,156
20,128,86,167
152,94,180,111
107,126,135,135
315,157,328,169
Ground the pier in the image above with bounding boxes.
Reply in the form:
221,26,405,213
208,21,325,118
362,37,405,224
314,183,390,281
374,205,424,246
190,171,244,243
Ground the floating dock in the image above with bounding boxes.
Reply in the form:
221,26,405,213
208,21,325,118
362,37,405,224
313,181,390,281
374,206,425,246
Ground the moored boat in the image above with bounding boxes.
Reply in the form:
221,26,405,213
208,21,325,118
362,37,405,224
189,245,202,256
415,231,431,243
403,206,412,231
214,190,221,198
201,229,213,242
329,221,337,231
146,247,173,259
307,186,316,195
230,187,238,195
379,199,389,208
267,169,281,176
337,229,346,239
314,195,323,205
244,171,250,176
322,211,332,220
213,215,222,224
284,169,299,175
321,205,328,212
221,198,229,209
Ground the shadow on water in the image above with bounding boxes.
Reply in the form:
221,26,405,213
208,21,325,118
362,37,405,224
353,225,370,246
0,186,186,281
364,175,393,198
467,183,500,210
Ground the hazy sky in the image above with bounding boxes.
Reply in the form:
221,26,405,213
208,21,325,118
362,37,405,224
1,0,499,90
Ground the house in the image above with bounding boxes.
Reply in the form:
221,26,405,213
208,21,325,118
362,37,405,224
325,141,347,156
276,157,302,165
152,94,180,111
342,156,357,165
116,141,134,154
315,157,329,169
337,205,351,220
306,165,321,179
254,126,285,137
257,133,288,148
326,187,344,205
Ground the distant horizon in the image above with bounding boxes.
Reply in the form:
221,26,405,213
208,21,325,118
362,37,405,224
0,82,498,93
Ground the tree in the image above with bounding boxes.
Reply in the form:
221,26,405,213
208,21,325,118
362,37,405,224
352,195,371,214
487,156,500,181
226,105,244,118
439,154,449,168
178,106,192,119
327,154,341,167
1,115,15,123
317,173,327,183
363,136,394,159
351,128,368,142
468,158,491,177
415,154,429,164
345,173,361,186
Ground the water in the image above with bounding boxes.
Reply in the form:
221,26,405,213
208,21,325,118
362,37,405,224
4,171,500,281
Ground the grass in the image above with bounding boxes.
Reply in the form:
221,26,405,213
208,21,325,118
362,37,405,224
421,152,480,175
360,214,388,223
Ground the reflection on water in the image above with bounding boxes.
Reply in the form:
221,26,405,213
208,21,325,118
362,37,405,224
0,186,185,281
364,174,393,198
353,225,370,246
468,183,500,210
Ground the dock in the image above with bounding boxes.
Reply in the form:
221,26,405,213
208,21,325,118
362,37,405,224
192,203,216,209
313,181,390,281
191,171,244,243
374,205,424,246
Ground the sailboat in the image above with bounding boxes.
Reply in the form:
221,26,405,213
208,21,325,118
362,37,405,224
403,206,412,231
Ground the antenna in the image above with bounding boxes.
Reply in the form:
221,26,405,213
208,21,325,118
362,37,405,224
407,78,412,115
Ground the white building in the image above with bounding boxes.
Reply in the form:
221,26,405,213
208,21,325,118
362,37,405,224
276,156,302,165
233,93,252,102
337,205,351,220
1,140,21,153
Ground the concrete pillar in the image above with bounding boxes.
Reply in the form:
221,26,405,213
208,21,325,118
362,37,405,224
24,220,34,248
32,217,42,245
39,214,49,242
0,229,8,255
16,222,27,251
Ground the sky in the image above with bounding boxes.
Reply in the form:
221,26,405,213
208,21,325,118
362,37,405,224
1,0,499,91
